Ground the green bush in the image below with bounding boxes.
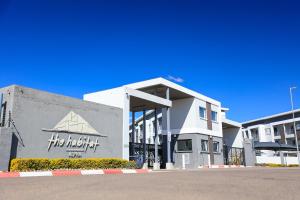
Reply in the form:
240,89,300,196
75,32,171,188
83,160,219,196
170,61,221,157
10,158,137,172
255,163,299,168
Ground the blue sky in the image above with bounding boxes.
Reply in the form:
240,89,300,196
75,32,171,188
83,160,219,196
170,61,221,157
0,0,300,122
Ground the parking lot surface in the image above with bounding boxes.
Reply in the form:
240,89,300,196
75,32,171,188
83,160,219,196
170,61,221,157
1,168,300,200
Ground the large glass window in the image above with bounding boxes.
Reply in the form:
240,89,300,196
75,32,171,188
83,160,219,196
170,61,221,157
211,111,218,122
199,107,207,119
177,140,192,152
201,140,208,152
213,142,219,153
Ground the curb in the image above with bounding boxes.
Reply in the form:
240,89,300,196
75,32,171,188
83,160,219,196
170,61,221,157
198,165,248,169
0,169,152,178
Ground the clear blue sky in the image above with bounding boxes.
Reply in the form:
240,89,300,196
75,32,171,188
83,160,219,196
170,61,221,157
0,0,300,122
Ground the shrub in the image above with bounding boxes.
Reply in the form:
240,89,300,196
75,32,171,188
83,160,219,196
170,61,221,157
287,164,299,167
10,158,137,172
255,163,299,168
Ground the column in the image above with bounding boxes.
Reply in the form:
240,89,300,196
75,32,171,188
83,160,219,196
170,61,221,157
130,111,135,160
142,110,147,169
282,124,287,144
153,108,160,170
165,88,174,169
132,112,135,143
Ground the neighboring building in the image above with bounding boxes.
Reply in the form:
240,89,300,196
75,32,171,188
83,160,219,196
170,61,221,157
242,110,300,165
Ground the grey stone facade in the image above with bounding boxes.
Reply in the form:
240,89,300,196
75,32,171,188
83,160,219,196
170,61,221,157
173,133,224,169
243,139,256,166
0,85,123,171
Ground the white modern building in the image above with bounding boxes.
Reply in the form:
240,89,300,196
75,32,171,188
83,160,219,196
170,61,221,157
242,110,300,165
84,78,251,169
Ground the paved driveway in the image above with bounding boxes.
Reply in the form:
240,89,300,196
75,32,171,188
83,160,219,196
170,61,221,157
1,168,300,200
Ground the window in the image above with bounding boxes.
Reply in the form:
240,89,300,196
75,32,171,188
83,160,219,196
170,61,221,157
274,127,279,136
201,140,208,152
243,130,249,138
290,126,295,135
199,107,207,119
251,129,259,141
296,123,300,131
158,118,162,132
265,128,271,135
177,140,192,152
211,111,218,122
213,142,219,153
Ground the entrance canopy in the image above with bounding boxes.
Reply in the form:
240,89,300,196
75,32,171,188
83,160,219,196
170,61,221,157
254,142,297,151
125,77,220,105
222,118,242,129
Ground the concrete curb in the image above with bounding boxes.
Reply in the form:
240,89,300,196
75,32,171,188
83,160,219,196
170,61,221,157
0,169,152,178
198,165,249,169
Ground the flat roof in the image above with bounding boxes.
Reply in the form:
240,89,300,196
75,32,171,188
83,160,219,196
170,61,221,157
242,109,300,125
222,118,242,128
125,77,220,106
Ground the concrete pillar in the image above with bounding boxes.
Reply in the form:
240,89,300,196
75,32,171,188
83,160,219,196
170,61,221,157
142,110,148,169
153,109,160,170
279,151,286,165
130,111,135,160
165,88,174,169
282,124,287,144
132,112,135,143
243,139,256,166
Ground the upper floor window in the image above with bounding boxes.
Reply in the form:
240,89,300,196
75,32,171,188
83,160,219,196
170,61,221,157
199,107,207,119
211,111,218,122
296,123,300,131
251,129,259,141
274,127,280,136
265,128,271,135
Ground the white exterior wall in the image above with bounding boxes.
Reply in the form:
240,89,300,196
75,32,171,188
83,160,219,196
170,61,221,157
84,87,129,160
169,98,196,133
193,98,222,137
134,97,223,142
84,87,125,109
223,127,243,148
256,156,299,165
140,97,223,137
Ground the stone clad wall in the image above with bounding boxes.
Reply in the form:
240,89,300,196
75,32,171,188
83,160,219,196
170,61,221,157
0,85,124,171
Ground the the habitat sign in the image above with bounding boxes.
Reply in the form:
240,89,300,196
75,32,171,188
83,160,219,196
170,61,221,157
42,111,107,153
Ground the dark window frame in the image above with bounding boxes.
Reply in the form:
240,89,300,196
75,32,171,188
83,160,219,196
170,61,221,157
213,141,220,153
201,139,208,152
177,139,193,152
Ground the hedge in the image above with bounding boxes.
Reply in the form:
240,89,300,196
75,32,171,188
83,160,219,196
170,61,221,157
10,158,137,172
255,163,300,168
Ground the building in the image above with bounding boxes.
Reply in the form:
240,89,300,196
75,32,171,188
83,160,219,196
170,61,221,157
0,78,255,171
242,110,300,165
85,78,253,169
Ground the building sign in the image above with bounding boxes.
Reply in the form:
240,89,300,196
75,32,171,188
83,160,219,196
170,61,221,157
47,133,100,152
42,111,107,153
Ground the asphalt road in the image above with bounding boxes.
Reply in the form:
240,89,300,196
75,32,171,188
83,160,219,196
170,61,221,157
1,168,300,200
